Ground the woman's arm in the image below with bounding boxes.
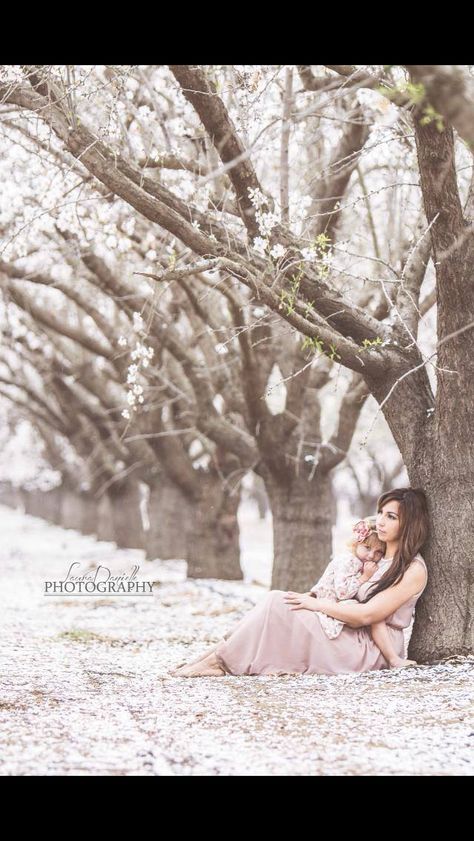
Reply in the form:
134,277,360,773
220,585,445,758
308,598,370,628
284,593,367,628
312,562,427,627
361,562,427,624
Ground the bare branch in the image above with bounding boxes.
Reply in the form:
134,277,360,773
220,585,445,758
280,67,293,224
320,373,369,471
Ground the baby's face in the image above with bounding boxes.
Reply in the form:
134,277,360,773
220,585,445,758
356,544,384,563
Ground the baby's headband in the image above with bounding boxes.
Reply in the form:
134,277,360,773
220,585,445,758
352,517,378,543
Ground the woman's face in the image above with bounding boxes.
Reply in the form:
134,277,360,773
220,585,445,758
376,500,401,544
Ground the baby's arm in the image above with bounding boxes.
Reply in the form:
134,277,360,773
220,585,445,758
309,557,372,603
370,621,417,669
333,556,367,600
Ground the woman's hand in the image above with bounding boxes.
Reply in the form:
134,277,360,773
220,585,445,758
285,593,336,613
283,592,320,612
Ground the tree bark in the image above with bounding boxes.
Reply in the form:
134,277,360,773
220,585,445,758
405,465,474,661
95,493,116,543
21,487,62,525
145,476,193,560
186,471,242,580
402,114,474,660
265,469,336,592
58,485,98,535
0,482,24,510
21,487,62,524
108,481,146,551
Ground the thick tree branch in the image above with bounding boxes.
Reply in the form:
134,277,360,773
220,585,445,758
168,64,269,239
404,65,474,150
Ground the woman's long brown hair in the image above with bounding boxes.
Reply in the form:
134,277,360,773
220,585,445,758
359,487,429,603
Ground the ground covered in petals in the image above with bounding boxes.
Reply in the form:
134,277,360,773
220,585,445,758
1,504,472,776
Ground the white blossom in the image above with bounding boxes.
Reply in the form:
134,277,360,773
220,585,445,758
248,187,267,209
117,237,132,253
256,210,279,236
122,217,136,236
270,243,286,260
253,236,269,256
133,312,145,333
301,246,317,261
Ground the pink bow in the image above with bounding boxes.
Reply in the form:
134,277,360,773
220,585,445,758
352,520,374,543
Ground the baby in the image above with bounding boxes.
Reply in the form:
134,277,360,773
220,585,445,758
307,518,416,669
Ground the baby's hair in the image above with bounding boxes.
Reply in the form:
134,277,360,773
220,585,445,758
346,530,386,556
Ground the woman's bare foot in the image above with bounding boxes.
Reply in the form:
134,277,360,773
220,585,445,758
168,642,222,675
389,657,418,669
170,651,226,677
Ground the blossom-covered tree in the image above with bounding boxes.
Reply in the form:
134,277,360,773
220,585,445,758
1,65,472,660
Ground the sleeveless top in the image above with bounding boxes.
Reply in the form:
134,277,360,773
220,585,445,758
355,553,428,630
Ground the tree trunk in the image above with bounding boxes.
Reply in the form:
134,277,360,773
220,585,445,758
407,469,474,661
265,469,335,592
21,487,62,523
95,493,116,543
404,114,474,661
366,342,473,662
0,481,23,510
58,486,98,534
186,471,242,580
37,487,62,523
21,489,42,517
44,487,63,524
80,494,101,536
59,486,85,531
145,476,193,560
108,480,146,550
